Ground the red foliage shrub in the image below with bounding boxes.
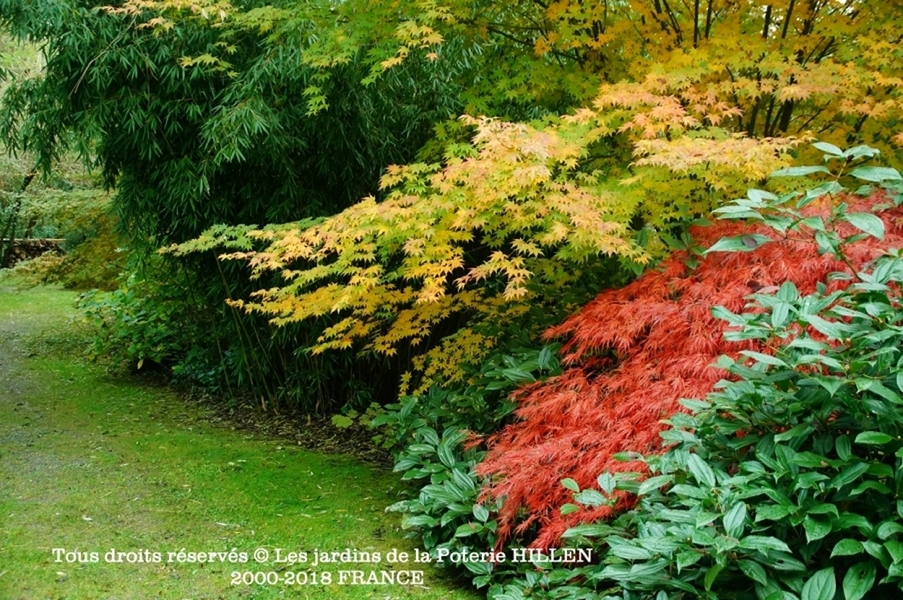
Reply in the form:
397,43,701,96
477,193,903,549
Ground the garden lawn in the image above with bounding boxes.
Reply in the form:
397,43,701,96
0,284,477,600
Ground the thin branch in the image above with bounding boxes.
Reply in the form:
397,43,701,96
781,0,795,39
801,0,821,36
660,0,684,45
694,0,700,46
794,104,828,133
762,96,777,136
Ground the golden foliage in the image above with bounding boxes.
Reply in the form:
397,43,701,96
168,117,646,360
111,0,903,150
167,105,801,387
151,0,902,386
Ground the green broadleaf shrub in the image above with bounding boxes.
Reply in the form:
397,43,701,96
519,150,903,599
377,344,562,585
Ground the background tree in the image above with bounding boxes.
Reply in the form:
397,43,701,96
0,0,470,409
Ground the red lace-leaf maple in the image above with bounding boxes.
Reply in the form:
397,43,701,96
477,193,903,549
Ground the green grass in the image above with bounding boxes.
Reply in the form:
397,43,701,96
0,284,478,599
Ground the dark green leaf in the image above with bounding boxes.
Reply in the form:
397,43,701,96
862,540,888,564
851,480,892,497
855,431,893,445
676,550,702,571
537,346,553,370
454,522,480,537
845,145,881,160
724,502,747,538
561,478,580,492
842,562,876,600
748,189,779,202
775,423,814,442
609,543,653,561
803,313,849,339
849,166,902,183
844,212,885,239
740,350,788,367
407,444,436,454
877,521,903,540
831,539,864,558
638,475,673,495
885,540,903,563
857,379,902,404
473,504,490,522
573,489,608,507
562,523,614,538
705,234,772,254
597,472,616,494
437,440,457,468
688,454,717,488
629,559,668,578
771,166,831,177
740,536,791,554
560,503,579,515
704,564,723,591
738,559,768,586
755,505,792,522
757,551,807,571
798,181,845,207
772,301,790,328
670,484,708,499
679,398,711,412
800,567,835,600
804,515,833,543
813,141,845,157
836,513,873,535
799,215,827,232
836,435,852,460
808,504,840,518
830,463,871,489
